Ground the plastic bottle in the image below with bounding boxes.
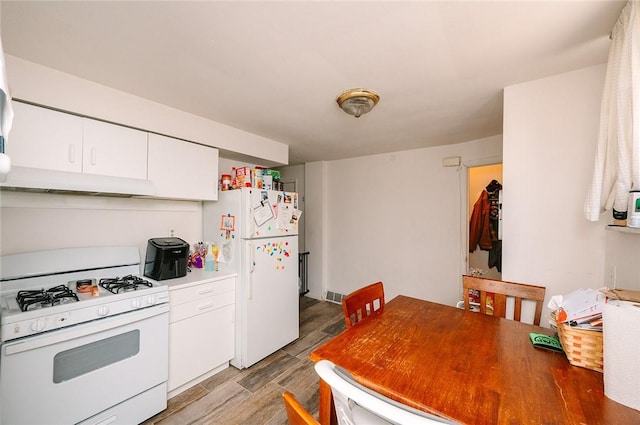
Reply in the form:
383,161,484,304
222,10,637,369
205,245,215,271
220,174,232,191
212,245,219,271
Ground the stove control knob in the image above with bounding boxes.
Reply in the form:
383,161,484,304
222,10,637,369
146,295,157,305
30,318,46,332
97,306,110,316
132,298,142,309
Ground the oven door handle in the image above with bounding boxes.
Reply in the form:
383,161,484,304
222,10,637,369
3,304,169,356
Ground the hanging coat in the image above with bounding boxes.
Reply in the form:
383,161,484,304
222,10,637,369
470,179,503,271
469,190,493,252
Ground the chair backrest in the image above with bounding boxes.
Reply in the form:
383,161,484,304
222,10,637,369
462,275,546,325
314,360,457,425
341,281,385,328
282,391,319,425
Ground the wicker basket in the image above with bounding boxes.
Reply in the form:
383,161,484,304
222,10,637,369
552,312,604,373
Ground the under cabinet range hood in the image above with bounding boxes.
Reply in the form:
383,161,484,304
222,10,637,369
0,166,156,197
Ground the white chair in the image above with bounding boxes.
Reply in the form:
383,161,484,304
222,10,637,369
314,360,457,425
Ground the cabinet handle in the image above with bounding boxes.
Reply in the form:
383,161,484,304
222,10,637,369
90,147,97,165
197,288,215,295
248,241,254,300
94,415,118,425
248,206,255,236
68,145,76,163
197,303,214,311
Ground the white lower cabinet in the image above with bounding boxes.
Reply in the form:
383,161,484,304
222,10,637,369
167,276,235,396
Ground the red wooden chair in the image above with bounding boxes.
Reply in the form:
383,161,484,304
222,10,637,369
341,281,385,328
282,391,319,425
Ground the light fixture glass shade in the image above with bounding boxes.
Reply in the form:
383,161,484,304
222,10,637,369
336,89,379,118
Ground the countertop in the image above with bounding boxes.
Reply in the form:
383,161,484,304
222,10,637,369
149,266,237,291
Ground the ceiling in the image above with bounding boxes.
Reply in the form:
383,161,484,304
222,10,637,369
0,1,624,165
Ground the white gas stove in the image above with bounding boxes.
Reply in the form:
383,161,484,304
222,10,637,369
0,246,168,342
0,246,169,425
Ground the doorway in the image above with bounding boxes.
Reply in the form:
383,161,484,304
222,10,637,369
467,163,503,279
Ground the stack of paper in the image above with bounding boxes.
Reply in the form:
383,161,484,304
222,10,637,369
555,288,605,330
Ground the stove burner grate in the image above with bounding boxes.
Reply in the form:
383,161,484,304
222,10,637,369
16,285,80,312
99,275,152,294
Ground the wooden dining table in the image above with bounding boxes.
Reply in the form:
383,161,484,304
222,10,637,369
310,295,640,425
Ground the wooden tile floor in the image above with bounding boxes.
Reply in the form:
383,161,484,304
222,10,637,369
142,296,345,425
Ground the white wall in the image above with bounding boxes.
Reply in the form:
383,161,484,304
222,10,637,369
606,230,640,289
503,64,612,323
0,192,202,266
217,158,263,178
304,161,327,300
306,136,502,306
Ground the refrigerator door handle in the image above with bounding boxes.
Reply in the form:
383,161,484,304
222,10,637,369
248,240,254,299
248,204,255,237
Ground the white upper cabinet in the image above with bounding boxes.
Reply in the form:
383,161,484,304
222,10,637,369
7,102,221,200
8,102,83,172
8,102,147,179
148,133,219,201
82,118,148,179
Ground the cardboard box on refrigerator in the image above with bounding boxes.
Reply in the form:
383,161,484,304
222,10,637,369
251,168,265,189
233,166,251,188
251,168,280,190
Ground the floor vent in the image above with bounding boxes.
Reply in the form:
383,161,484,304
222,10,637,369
325,291,345,304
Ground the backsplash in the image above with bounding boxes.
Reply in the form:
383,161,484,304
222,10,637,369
0,191,202,263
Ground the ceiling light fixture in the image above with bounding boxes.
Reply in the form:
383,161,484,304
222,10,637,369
336,88,380,118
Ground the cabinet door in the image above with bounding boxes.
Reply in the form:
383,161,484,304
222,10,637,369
148,133,219,200
168,304,235,392
82,118,148,179
7,102,83,172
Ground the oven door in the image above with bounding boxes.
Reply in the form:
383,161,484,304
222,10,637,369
0,304,169,425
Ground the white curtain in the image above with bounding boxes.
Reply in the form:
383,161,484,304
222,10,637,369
585,0,640,221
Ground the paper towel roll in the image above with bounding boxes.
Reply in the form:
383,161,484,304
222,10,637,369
0,152,10,183
603,300,640,411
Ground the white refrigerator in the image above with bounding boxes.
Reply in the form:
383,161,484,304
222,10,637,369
203,188,300,368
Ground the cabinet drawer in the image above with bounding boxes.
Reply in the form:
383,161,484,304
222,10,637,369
169,277,235,307
169,291,235,323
